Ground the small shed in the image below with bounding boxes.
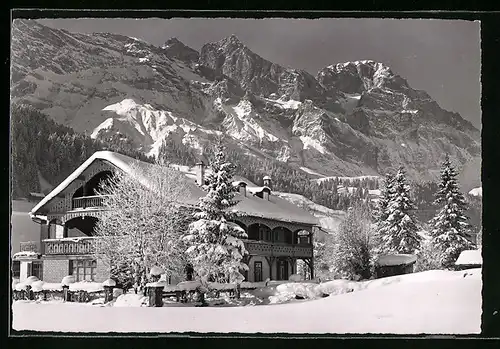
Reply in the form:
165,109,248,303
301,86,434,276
454,249,482,270
375,254,417,279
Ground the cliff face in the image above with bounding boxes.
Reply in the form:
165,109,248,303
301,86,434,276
11,19,481,189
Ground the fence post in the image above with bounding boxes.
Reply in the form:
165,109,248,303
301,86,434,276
147,283,164,307
102,279,116,303
236,283,241,299
62,286,71,302
61,275,75,302
26,285,34,300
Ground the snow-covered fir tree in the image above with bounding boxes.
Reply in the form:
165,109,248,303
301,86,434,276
429,155,474,268
376,166,421,254
373,171,395,224
183,141,249,288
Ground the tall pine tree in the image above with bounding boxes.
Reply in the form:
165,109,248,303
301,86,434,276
183,140,249,290
373,171,395,224
377,166,421,254
429,155,473,268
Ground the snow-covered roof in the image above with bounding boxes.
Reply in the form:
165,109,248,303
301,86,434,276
12,251,40,260
246,186,271,195
468,187,482,197
376,254,417,267
31,151,319,226
455,249,482,266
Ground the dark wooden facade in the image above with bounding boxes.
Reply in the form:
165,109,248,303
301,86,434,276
27,157,317,283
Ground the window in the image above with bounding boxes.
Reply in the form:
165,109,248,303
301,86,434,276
254,261,263,282
258,225,272,242
299,236,309,244
247,225,259,240
70,259,97,281
31,261,43,280
12,261,20,279
274,228,286,243
49,219,65,239
297,230,310,244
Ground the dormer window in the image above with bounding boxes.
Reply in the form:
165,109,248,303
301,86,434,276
247,186,271,201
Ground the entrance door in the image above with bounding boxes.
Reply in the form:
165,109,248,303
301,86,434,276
254,261,263,282
277,259,289,280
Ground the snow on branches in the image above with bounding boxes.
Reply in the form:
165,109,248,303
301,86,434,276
376,167,421,254
332,203,375,280
183,141,248,286
429,155,474,268
93,161,192,292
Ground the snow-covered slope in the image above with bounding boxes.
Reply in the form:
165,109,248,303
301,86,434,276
92,99,222,157
11,19,481,186
273,192,346,234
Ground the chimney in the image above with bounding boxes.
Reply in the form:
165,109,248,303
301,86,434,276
238,182,247,197
196,161,205,186
263,175,271,189
262,188,270,201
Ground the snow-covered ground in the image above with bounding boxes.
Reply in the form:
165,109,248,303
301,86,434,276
12,268,481,334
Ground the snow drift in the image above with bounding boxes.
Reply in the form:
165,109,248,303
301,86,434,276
12,268,481,334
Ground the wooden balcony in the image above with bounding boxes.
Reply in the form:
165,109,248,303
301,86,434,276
42,237,313,258
72,195,110,210
43,237,96,256
243,240,313,258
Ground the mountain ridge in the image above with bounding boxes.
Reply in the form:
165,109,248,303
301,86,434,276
10,19,481,190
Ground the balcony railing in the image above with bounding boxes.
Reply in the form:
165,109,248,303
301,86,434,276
43,237,96,255
41,237,312,258
243,240,313,258
72,195,110,210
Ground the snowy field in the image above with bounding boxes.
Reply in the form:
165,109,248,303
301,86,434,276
12,268,481,334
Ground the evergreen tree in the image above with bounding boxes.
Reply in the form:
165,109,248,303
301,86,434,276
11,104,155,199
183,141,249,293
373,171,395,224
377,167,421,254
429,155,473,268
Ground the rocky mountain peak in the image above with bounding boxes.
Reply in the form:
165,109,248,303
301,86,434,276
10,21,481,188
161,37,199,62
317,60,410,94
221,34,244,47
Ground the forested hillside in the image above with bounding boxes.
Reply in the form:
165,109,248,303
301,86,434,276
12,104,480,221
11,104,153,199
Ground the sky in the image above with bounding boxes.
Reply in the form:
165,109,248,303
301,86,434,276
39,18,481,129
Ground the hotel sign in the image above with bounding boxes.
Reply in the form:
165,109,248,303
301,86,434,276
20,241,38,253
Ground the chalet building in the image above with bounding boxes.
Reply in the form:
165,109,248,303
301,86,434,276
23,151,320,284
